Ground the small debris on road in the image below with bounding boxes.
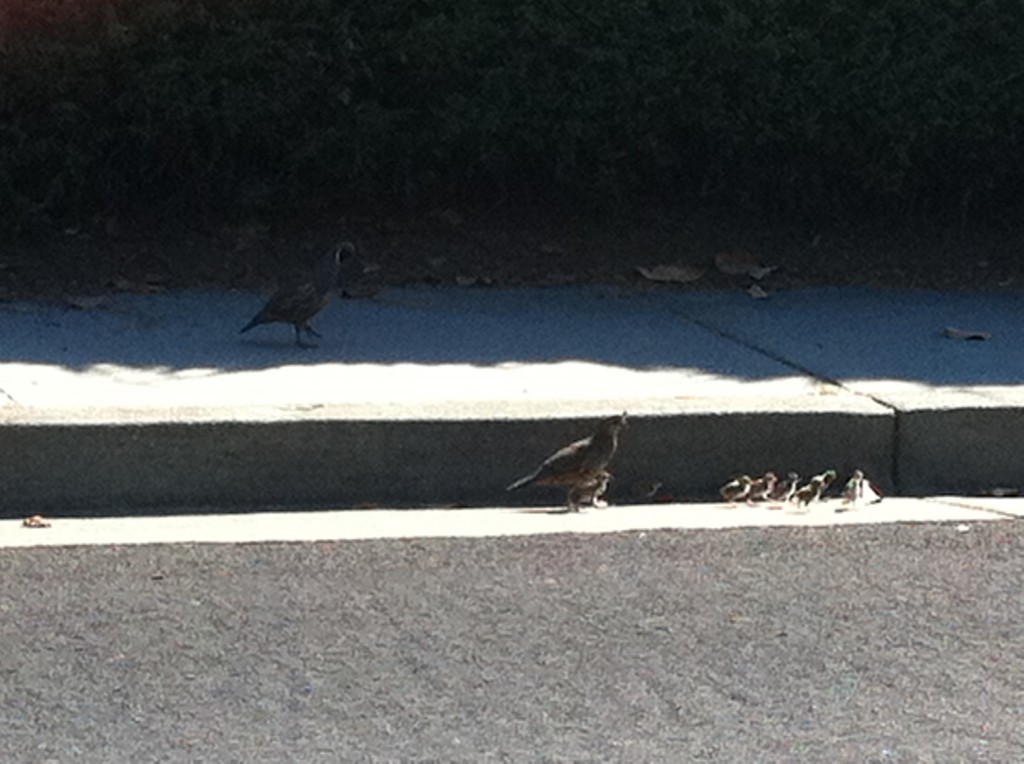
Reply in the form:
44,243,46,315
636,264,705,284
714,250,762,276
23,515,52,528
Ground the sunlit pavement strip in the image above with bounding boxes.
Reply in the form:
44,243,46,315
2,498,1020,549
928,496,1024,519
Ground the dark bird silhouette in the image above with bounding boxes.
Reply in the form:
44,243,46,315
240,241,355,347
506,413,627,511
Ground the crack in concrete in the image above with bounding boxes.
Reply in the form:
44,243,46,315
671,309,906,492
674,311,848,388
0,383,18,405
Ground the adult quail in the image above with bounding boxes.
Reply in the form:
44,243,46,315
240,241,355,347
506,413,627,511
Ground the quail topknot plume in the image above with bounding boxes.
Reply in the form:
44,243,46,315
240,241,355,347
506,413,627,511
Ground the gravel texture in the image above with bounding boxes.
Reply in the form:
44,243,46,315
2,522,1023,762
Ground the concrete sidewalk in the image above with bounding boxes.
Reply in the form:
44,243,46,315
1,285,1023,514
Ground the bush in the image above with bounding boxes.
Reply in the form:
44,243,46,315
2,0,1023,231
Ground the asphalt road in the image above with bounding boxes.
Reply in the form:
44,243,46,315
2,522,1023,762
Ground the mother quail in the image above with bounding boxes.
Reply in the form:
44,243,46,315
506,413,627,512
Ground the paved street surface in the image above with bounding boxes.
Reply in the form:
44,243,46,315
2,514,1023,762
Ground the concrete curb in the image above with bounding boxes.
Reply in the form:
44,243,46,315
4,395,894,515
8,391,1022,516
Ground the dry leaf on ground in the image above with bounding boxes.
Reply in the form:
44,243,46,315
984,487,1019,497
747,284,769,299
64,296,109,311
748,264,779,281
714,250,761,275
341,284,383,299
109,277,164,294
942,326,991,341
23,515,51,528
541,272,577,285
636,264,705,284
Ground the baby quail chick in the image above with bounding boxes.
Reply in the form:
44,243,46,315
719,475,753,504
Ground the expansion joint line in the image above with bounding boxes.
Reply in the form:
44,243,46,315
0,384,17,405
674,311,904,493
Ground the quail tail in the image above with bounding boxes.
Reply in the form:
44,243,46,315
239,312,266,334
506,473,536,492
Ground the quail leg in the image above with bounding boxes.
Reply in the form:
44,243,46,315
294,325,318,348
565,486,585,513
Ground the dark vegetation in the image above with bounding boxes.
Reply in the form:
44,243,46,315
2,0,1023,293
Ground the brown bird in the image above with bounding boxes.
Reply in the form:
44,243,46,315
747,471,778,503
768,471,799,503
792,481,820,508
506,413,627,511
811,469,838,497
792,470,835,509
240,241,355,347
719,475,753,504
